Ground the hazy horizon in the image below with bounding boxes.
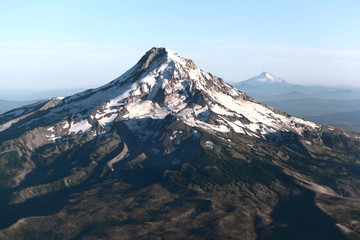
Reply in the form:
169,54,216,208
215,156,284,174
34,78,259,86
1,1,360,90
1,73,360,92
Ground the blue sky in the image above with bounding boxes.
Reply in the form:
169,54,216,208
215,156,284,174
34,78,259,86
1,0,360,90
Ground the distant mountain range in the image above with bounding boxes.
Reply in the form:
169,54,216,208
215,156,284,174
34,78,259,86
0,88,87,114
233,72,360,131
309,110,360,132
0,88,87,101
0,99,39,115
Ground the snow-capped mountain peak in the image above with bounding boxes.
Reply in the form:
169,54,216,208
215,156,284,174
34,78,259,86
0,47,318,148
262,72,279,82
244,71,287,84
1,48,359,239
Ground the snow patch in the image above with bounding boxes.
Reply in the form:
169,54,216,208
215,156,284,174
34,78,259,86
124,100,169,119
205,140,215,149
98,113,118,127
194,105,210,122
69,119,92,134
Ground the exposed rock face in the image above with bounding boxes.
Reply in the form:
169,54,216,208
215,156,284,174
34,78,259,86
0,48,359,239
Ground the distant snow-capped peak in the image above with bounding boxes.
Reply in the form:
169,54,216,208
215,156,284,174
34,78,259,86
260,72,281,82
244,72,288,84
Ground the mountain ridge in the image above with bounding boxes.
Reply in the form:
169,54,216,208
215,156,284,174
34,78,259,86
0,47,359,239
0,48,319,142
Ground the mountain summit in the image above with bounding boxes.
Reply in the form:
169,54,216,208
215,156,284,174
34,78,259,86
0,48,359,239
0,47,317,144
242,71,288,85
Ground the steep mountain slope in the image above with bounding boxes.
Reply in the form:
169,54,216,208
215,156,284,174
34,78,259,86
0,48,359,240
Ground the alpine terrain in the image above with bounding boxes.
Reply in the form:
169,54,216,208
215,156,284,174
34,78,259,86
0,47,359,240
